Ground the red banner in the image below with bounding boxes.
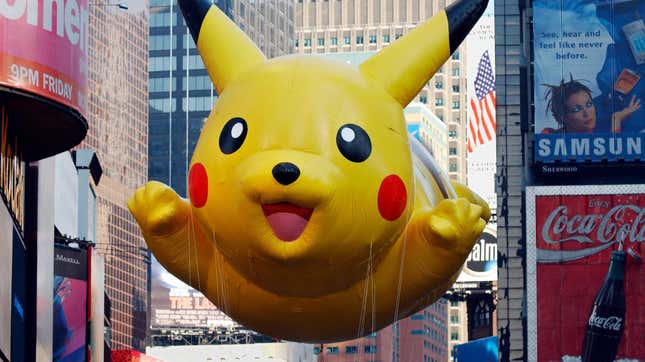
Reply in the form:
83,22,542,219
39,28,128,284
531,192,644,361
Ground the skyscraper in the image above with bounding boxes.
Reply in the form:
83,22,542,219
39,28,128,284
148,0,295,197
83,3,150,351
295,0,468,184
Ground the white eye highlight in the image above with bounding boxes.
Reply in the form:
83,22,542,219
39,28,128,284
231,122,244,138
341,127,356,142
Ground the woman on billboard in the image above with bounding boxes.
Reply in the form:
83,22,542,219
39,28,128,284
540,76,641,134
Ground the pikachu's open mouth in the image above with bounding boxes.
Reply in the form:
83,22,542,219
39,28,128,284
262,203,314,242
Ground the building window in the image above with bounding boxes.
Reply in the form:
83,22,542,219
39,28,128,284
452,51,460,60
364,345,377,353
313,347,321,355
449,130,457,138
449,163,458,172
449,147,457,155
383,34,390,43
345,346,357,354
318,38,325,46
452,68,460,76
369,35,377,43
452,101,460,109
435,82,443,89
452,84,460,92
435,98,444,106
331,37,338,45
450,315,459,323
450,332,459,340
326,346,339,354
356,35,364,44
419,95,427,104
295,39,299,47
451,300,459,307
304,38,311,47
344,36,351,44
395,33,402,39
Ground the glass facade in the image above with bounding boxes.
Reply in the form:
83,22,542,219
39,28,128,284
83,3,149,351
148,0,295,197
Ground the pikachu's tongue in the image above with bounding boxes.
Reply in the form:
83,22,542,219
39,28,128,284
262,203,313,242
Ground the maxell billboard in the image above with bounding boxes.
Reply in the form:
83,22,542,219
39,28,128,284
53,245,87,362
150,256,236,329
526,185,644,361
533,0,645,163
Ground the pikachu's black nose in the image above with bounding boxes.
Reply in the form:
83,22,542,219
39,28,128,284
272,162,300,185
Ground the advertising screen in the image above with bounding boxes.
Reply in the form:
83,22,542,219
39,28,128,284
533,0,645,163
526,185,645,361
466,0,496,212
456,224,497,283
0,0,88,118
150,256,236,329
53,245,87,362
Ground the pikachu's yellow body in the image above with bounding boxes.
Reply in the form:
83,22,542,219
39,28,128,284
128,0,490,342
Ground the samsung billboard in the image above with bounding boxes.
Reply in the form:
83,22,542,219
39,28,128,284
532,0,645,164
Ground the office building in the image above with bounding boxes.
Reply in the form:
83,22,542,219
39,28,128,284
315,300,448,362
295,0,468,183
82,3,150,351
448,300,468,360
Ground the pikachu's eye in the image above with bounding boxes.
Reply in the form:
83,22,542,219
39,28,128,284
219,117,247,154
336,124,371,163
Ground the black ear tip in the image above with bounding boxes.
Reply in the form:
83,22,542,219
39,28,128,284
177,0,212,42
445,0,489,53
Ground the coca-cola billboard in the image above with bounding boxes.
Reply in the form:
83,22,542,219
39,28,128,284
527,185,644,361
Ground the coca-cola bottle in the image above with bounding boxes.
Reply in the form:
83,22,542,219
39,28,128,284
580,244,626,362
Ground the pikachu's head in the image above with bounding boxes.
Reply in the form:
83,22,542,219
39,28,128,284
180,0,487,295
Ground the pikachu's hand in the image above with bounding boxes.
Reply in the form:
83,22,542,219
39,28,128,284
423,198,487,255
451,182,491,222
127,181,190,237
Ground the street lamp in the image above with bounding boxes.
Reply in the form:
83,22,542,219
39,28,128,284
89,1,129,9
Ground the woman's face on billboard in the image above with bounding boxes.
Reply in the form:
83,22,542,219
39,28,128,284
564,90,596,133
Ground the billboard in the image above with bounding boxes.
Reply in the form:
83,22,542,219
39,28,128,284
53,245,87,362
457,224,497,283
526,185,645,361
533,0,645,163
150,256,236,329
0,0,88,117
466,0,496,212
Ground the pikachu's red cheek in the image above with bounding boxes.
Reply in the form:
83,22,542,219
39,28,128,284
377,174,407,221
189,163,208,208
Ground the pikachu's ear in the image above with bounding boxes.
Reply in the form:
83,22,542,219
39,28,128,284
178,0,266,94
360,0,488,107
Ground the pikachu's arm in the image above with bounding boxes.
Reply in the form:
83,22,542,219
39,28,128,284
373,184,489,315
127,181,222,295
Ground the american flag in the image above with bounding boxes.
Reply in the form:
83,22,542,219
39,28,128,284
468,50,496,153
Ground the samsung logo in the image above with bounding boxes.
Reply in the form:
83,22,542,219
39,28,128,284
535,134,643,162
55,253,80,265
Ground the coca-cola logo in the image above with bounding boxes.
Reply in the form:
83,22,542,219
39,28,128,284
588,310,623,331
538,203,645,263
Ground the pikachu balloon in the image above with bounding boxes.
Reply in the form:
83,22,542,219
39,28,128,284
129,0,490,342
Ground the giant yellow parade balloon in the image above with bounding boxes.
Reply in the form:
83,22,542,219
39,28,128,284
129,0,490,342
